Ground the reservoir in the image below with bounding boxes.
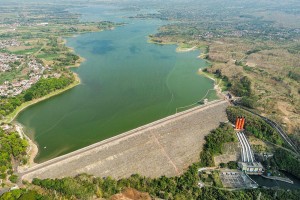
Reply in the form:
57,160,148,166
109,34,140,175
15,5,217,163
250,172,300,189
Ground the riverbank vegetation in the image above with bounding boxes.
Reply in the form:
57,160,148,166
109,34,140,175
0,75,74,118
23,76,74,101
273,148,300,179
0,128,28,188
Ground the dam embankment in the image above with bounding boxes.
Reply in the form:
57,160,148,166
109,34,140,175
21,100,228,181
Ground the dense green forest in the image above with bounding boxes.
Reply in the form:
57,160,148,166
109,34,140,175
29,172,300,200
230,76,251,97
226,106,284,145
0,76,74,117
0,189,44,200
2,181,300,200
273,148,300,179
210,69,256,108
230,76,258,109
199,123,236,166
23,76,73,101
0,128,28,186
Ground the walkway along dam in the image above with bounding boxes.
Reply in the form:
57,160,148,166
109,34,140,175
20,100,229,181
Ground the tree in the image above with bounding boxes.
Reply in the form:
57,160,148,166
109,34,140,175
23,91,33,101
220,163,226,168
227,161,238,169
9,174,18,183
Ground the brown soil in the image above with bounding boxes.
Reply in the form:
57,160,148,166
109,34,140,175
110,188,152,200
214,142,240,165
206,38,300,134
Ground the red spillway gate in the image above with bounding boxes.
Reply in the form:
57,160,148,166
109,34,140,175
241,117,245,129
235,117,239,128
235,117,245,130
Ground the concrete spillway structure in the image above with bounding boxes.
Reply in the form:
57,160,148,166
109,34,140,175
236,132,254,163
240,132,254,163
236,132,263,175
236,133,246,162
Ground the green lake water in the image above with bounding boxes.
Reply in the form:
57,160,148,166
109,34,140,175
15,6,217,163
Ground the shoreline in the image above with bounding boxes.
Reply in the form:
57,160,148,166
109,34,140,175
5,73,81,166
2,37,84,165
198,69,225,99
61,37,86,68
15,123,38,168
1,24,121,164
147,38,198,53
1,72,81,124
69,56,86,68
148,37,224,106
176,46,197,52
147,38,176,46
